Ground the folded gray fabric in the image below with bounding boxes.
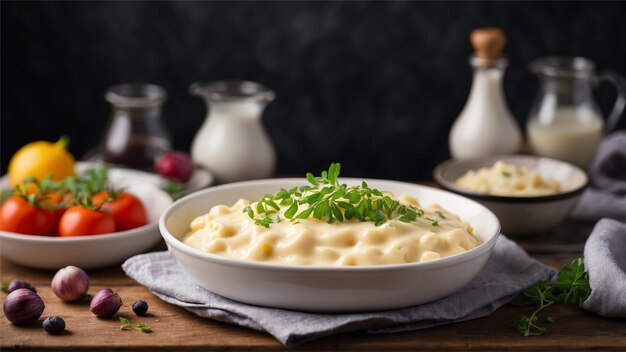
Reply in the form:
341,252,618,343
571,131,626,222
583,218,626,318
565,131,626,317
123,236,554,347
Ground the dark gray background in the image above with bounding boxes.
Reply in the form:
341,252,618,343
2,1,625,179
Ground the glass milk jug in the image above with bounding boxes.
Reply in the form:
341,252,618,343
527,57,625,168
190,80,276,184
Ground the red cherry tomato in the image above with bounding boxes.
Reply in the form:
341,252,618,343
93,192,147,231
0,197,56,236
39,191,68,225
58,206,116,236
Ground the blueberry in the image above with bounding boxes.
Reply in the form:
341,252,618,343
132,300,148,316
42,316,65,334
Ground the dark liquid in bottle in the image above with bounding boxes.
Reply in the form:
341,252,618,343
103,136,171,170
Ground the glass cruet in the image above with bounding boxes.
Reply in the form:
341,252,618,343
189,80,276,184
99,83,172,170
526,56,625,168
449,28,522,159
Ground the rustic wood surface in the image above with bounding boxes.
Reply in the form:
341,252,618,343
1,180,625,350
2,248,625,351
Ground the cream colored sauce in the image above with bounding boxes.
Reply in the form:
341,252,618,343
455,161,561,196
182,194,481,266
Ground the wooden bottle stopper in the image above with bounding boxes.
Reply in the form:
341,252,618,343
470,28,506,65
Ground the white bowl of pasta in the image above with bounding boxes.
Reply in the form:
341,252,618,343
433,155,588,235
159,176,500,312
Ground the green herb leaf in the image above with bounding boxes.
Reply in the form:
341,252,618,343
119,316,131,330
1,281,9,293
512,258,591,337
134,322,152,333
502,171,512,178
295,207,314,219
161,181,185,200
245,163,433,229
120,316,152,333
284,202,299,219
554,258,591,306
331,203,343,222
306,172,318,186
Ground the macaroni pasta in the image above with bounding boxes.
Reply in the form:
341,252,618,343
182,194,481,266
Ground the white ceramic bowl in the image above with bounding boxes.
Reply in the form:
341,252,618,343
159,178,500,312
0,165,173,269
433,155,588,236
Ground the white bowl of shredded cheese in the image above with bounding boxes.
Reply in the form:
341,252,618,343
434,155,588,235
159,178,500,312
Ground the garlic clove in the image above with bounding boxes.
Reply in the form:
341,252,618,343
3,288,45,325
51,265,90,302
7,279,36,294
90,288,122,318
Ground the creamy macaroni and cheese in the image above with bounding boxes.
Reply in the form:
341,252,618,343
455,161,561,196
182,194,481,266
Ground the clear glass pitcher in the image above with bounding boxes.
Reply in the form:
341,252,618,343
189,80,276,183
526,57,625,168
99,83,172,169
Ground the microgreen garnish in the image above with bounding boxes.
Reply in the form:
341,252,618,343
501,171,512,178
511,258,591,336
60,167,109,197
1,281,9,293
119,317,152,333
244,163,436,228
5,167,113,210
10,176,67,210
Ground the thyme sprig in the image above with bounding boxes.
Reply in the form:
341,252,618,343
244,163,436,228
511,258,591,336
119,317,152,333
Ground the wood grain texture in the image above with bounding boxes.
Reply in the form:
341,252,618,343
1,255,625,351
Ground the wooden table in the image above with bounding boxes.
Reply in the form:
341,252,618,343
1,208,625,350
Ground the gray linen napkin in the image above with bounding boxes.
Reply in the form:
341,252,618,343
583,218,626,318
567,131,626,317
123,236,554,347
571,131,626,222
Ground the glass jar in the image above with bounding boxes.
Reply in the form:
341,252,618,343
99,83,172,169
526,57,625,168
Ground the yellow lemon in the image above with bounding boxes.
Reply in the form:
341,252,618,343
8,137,76,186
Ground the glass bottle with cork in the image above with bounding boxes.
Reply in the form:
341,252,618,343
449,28,522,159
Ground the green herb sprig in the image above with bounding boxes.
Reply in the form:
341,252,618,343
244,163,436,228
119,317,152,333
511,258,591,336
161,181,185,200
60,167,110,198
1,280,9,293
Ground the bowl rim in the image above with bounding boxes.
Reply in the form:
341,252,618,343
0,221,160,243
0,162,173,242
433,155,589,203
159,178,501,272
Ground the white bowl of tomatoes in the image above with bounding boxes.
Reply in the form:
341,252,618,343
0,163,173,269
